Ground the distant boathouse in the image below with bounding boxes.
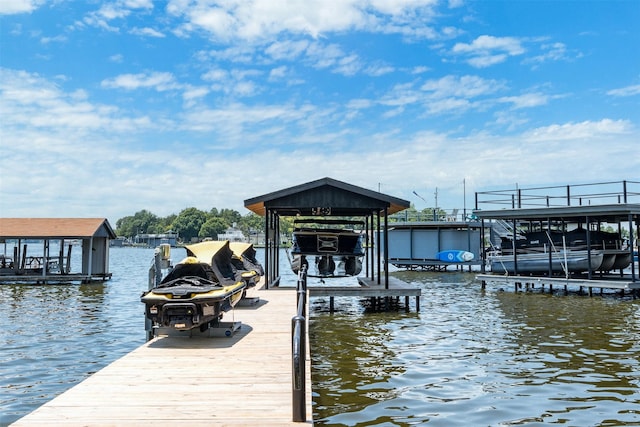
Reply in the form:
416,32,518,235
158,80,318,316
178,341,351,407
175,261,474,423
0,218,116,284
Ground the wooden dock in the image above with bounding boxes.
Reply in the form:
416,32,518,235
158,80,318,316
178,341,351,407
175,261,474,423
11,285,313,426
308,276,421,311
477,273,640,296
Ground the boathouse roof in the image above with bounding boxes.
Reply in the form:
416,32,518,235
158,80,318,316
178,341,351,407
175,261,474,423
244,177,410,217
473,204,640,223
0,218,116,239
472,180,640,223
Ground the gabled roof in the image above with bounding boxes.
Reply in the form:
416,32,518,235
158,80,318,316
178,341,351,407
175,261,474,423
0,218,116,239
244,177,410,216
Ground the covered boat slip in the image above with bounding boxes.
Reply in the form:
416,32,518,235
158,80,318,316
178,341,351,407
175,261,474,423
473,180,640,295
244,177,421,310
385,220,482,271
10,284,313,426
0,218,116,284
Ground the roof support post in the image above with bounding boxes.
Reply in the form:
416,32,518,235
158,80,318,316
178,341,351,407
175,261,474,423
513,218,518,275
376,210,381,285
273,212,280,283
384,206,389,289
264,210,270,289
586,216,593,280
365,213,370,279
629,213,636,282
369,213,375,281
480,219,486,273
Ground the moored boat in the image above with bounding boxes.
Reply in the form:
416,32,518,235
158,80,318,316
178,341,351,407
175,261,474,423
495,226,630,274
489,249,604,275
290,219,365,277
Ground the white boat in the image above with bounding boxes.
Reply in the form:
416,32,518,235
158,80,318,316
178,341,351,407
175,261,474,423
489,250,604,274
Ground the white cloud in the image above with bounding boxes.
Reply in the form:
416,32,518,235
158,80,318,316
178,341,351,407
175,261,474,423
411,66,430,74
265,40,310,61
72,0,154,31
607,84,640,97
453,35,525,55
268,66,288,80
0,0,43,15
101,72,180,91
166,0,444,42
40,34,67,44
421,75,505,99
498,93,551,109
365,63,395,76
182,85,209,105
527,42,568,64
522,119,633,142
0,68,153,137
130,27,165,37
452,35,525,67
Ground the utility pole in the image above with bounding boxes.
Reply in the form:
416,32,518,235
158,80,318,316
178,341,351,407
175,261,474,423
463,178,466,220
434,187,438,221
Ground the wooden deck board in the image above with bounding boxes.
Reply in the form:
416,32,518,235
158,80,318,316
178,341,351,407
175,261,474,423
11,285,313,426
308,276,421,297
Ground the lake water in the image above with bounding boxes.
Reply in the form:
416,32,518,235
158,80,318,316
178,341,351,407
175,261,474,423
1,247,640,426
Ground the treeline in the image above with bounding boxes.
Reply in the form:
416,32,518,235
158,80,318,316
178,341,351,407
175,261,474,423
114,208,267,243
114,205,446,243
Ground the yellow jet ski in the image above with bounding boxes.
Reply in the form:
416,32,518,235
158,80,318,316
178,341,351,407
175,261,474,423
141,256,245,331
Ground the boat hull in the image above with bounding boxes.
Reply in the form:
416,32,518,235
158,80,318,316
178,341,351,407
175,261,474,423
489,250,604,274
291,230,365,256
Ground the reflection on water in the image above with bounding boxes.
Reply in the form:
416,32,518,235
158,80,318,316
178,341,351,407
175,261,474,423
2,250,640,426
311,271,640,426
0,247,173,426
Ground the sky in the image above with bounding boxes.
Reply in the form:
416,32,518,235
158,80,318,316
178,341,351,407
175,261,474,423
1,0,639,226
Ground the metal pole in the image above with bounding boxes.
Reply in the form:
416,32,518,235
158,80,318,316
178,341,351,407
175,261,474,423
264,210,270,289
376,210,381,285
384,206,389,289
291,265,307,422
586,216,593,280
463,178,466,220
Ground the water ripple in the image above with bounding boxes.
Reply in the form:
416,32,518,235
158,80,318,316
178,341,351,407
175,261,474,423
311,271,640,426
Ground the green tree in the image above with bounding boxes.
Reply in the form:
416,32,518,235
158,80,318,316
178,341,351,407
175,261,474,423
115,209,159,237
238,212,263,235
199,217,229,239
218,208,242,226
172,207,207,242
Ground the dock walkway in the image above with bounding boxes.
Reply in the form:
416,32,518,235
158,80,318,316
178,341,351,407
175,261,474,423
11,285,313,426
308,276,421,311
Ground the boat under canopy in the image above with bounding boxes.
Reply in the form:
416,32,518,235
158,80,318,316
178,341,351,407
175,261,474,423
290,219,365,277
489,249,605,275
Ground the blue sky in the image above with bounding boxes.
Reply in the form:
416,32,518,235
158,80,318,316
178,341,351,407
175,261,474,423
1,0,639,225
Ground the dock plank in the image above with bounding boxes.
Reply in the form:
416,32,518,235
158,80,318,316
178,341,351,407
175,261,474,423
11,285,313,426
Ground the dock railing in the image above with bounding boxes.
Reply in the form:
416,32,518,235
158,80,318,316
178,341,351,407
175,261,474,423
291,264,308,422
475,180,640,210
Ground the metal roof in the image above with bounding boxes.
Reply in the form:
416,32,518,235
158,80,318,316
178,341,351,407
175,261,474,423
244,177,410,217
0,218,116,239
472,204,640,223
